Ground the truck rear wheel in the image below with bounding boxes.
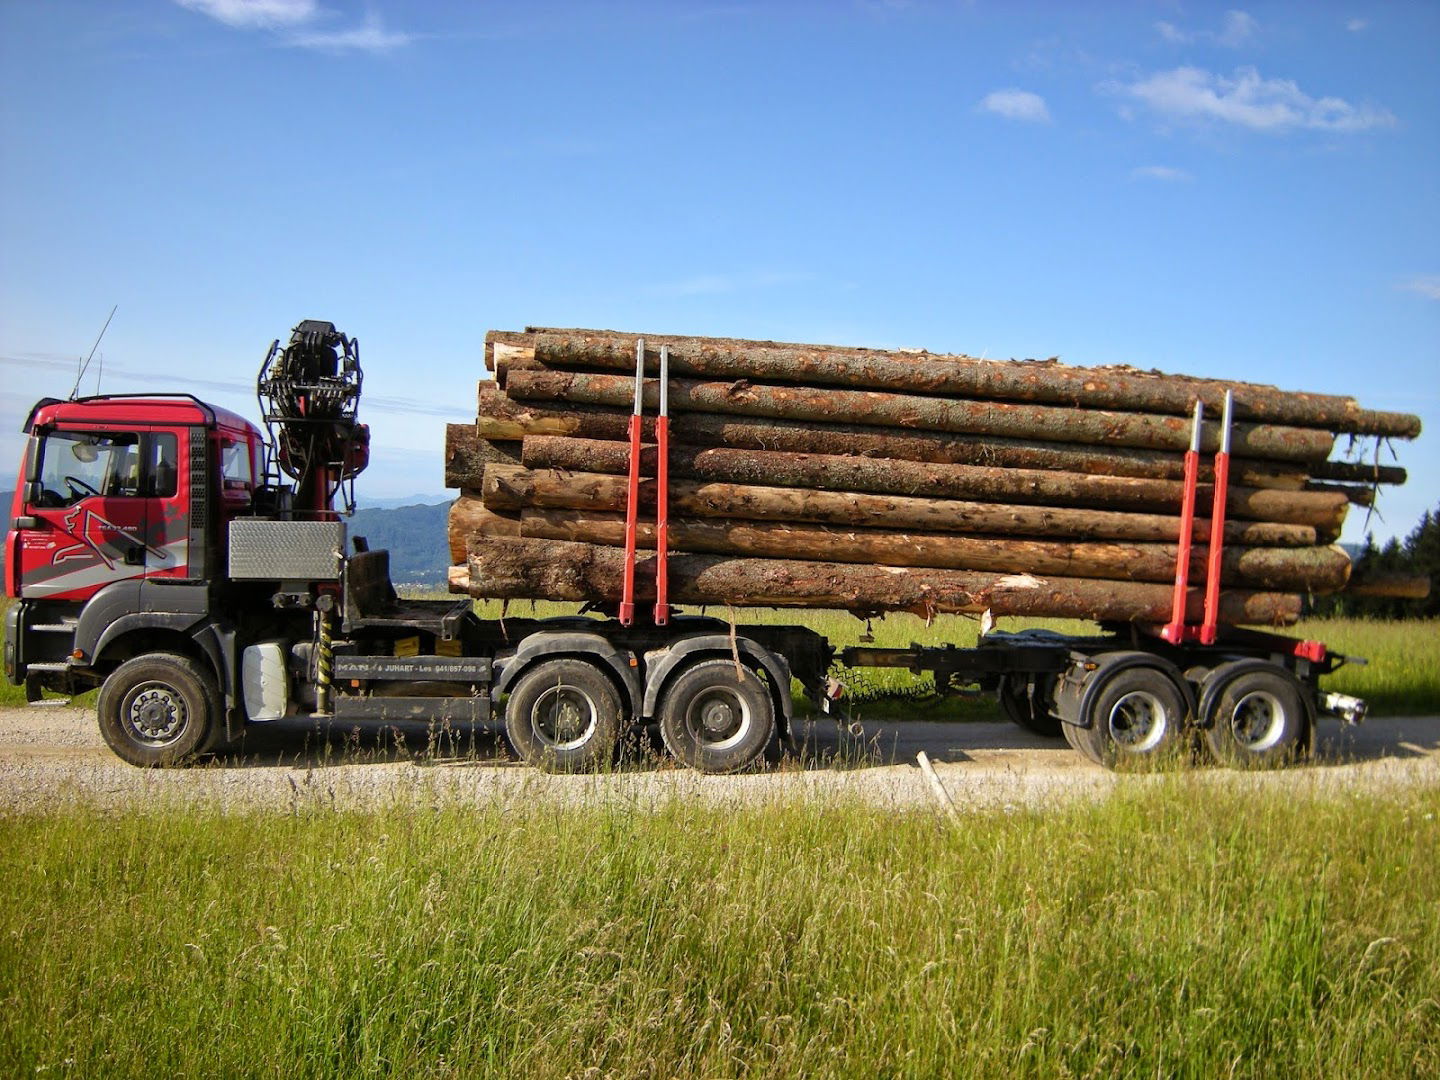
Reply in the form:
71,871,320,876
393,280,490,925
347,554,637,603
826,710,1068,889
1069,664,1189,769
504,658,623,773
998,675,1062,738
659,659,776,774
1204,668,1307,768
96,653,221,768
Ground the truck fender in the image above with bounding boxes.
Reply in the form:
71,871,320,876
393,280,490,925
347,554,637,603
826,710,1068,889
1197,659,1315,748
1056,650,1197,730
492,632,642,716
641,635,794,732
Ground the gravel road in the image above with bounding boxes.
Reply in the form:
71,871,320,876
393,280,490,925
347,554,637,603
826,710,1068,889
2,704,1435,814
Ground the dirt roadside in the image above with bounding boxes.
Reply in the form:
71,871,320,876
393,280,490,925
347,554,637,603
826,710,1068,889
1,705,1435,815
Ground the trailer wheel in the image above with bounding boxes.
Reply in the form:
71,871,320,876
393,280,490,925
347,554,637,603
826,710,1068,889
659,659,776,774
504,658,623,773
1070,664,1189,769
998,675,1062,738
96,653,220,768
1204,668,1307,768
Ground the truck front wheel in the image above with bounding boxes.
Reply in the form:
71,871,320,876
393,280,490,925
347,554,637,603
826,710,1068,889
504,658,623,773
96,653,222,768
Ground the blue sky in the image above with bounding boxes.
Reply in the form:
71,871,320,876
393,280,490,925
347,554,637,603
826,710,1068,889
1,1,1436,541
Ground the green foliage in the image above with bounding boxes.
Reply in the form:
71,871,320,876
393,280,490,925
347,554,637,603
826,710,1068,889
1319,501,1440,618
2,785,1438,1078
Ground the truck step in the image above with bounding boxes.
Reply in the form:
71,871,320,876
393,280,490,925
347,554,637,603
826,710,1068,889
30,622,78,633
27,698,73,708
23,662,71,673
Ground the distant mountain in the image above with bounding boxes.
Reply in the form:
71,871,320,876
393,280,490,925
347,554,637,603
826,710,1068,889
356,493,451,510
346,501,451,585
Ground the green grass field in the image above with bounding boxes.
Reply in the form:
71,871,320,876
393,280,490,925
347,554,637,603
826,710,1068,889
3,593,1438,714
2,783,1437,1078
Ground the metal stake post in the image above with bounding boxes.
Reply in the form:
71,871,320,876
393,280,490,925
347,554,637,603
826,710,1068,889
619,338,644,627
1162,401,1204,644
1200,390,1234,645
653,344,671,625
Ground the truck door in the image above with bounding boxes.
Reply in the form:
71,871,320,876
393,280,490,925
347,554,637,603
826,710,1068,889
15,427,187,601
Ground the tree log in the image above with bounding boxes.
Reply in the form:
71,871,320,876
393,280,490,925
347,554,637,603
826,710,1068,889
502,370,1336,462
459,502,1350,591
477,386,1312,489
519,436,1348,529
465,537,1303,624
444,424,520,489
514,329,1421,438
1341,571,1433,599
480,465,1320,547
1308,458,1406,485
448,493,518,563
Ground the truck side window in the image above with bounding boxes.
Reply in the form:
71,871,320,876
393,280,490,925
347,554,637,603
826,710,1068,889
221,439,252,488
33,431,176,506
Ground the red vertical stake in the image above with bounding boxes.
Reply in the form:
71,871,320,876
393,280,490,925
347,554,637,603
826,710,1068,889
619,338,644,627
1200,389,1233,645
653,345,671,625
1162,401,1204,644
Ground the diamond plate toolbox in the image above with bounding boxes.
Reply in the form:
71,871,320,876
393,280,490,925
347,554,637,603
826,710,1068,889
228,520,346,581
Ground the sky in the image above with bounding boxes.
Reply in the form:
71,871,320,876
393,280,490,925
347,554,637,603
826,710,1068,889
1,0,1436,541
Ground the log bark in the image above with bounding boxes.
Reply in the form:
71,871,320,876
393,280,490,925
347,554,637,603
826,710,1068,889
479,465,1320,547
477,386,1311,489
448,493,517,563
444,424,520,489
519,436,1348,529
1308,459,1406,485
502,370,1336,462
466,537,1303,624
517,329,1421,438
463,503,1351,591
1341,571,1433,599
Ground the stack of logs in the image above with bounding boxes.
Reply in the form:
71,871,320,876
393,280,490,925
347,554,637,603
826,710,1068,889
446,327,1423,625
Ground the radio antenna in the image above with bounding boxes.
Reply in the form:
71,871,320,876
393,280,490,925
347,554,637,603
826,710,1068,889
70,304,117,400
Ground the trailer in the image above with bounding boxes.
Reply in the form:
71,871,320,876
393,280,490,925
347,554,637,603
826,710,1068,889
3,321,1367,773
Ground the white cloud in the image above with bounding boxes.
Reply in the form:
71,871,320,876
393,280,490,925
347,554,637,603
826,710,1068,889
1109,66,1397,133
1155,9,1257,48
1130,165,1192,182
283,13,413,53
174,0,413,53
978,89,1051,123
175,0,319,28
1346,18,1368,33
1400,276,1440,301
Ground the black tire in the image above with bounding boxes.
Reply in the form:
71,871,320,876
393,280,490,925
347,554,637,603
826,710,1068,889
1204,668,1307,768
1070,664,1189,770
96,653,221,768
659,659,776,774
503,658,623,773
998,675,1063,738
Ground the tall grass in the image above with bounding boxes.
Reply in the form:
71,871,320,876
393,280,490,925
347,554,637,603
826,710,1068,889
2,783,1438,1077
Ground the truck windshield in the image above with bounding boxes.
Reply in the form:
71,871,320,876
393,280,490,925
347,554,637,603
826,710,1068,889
35,431,177,506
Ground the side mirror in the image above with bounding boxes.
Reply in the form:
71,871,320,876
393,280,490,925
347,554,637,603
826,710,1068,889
12,516,37,530
23,481,42,506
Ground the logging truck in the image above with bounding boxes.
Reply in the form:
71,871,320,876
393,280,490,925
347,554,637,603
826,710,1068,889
4,321,1368,773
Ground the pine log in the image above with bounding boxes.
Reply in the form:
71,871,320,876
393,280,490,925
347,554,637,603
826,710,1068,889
517,329,1421,438
502,370,1336,462
444,424,520,489
448,494,518,562
469,504,1351,592
1309,459,1407,485
476,386,1312,489
466,537,1303,624
519,436,1348,529
479,465,1320,547
1341,571,1433,599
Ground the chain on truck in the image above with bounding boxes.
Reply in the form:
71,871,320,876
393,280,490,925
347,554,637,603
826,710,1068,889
3,320,1368,772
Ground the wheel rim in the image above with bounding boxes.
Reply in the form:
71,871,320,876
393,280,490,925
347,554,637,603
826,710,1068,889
123,682,189,747
1229,690,1286,751
686,687,752,752
532,684,598,750
1107,690,1169,753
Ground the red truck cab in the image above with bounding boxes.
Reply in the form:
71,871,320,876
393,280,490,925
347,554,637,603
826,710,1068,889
5,395,262,603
